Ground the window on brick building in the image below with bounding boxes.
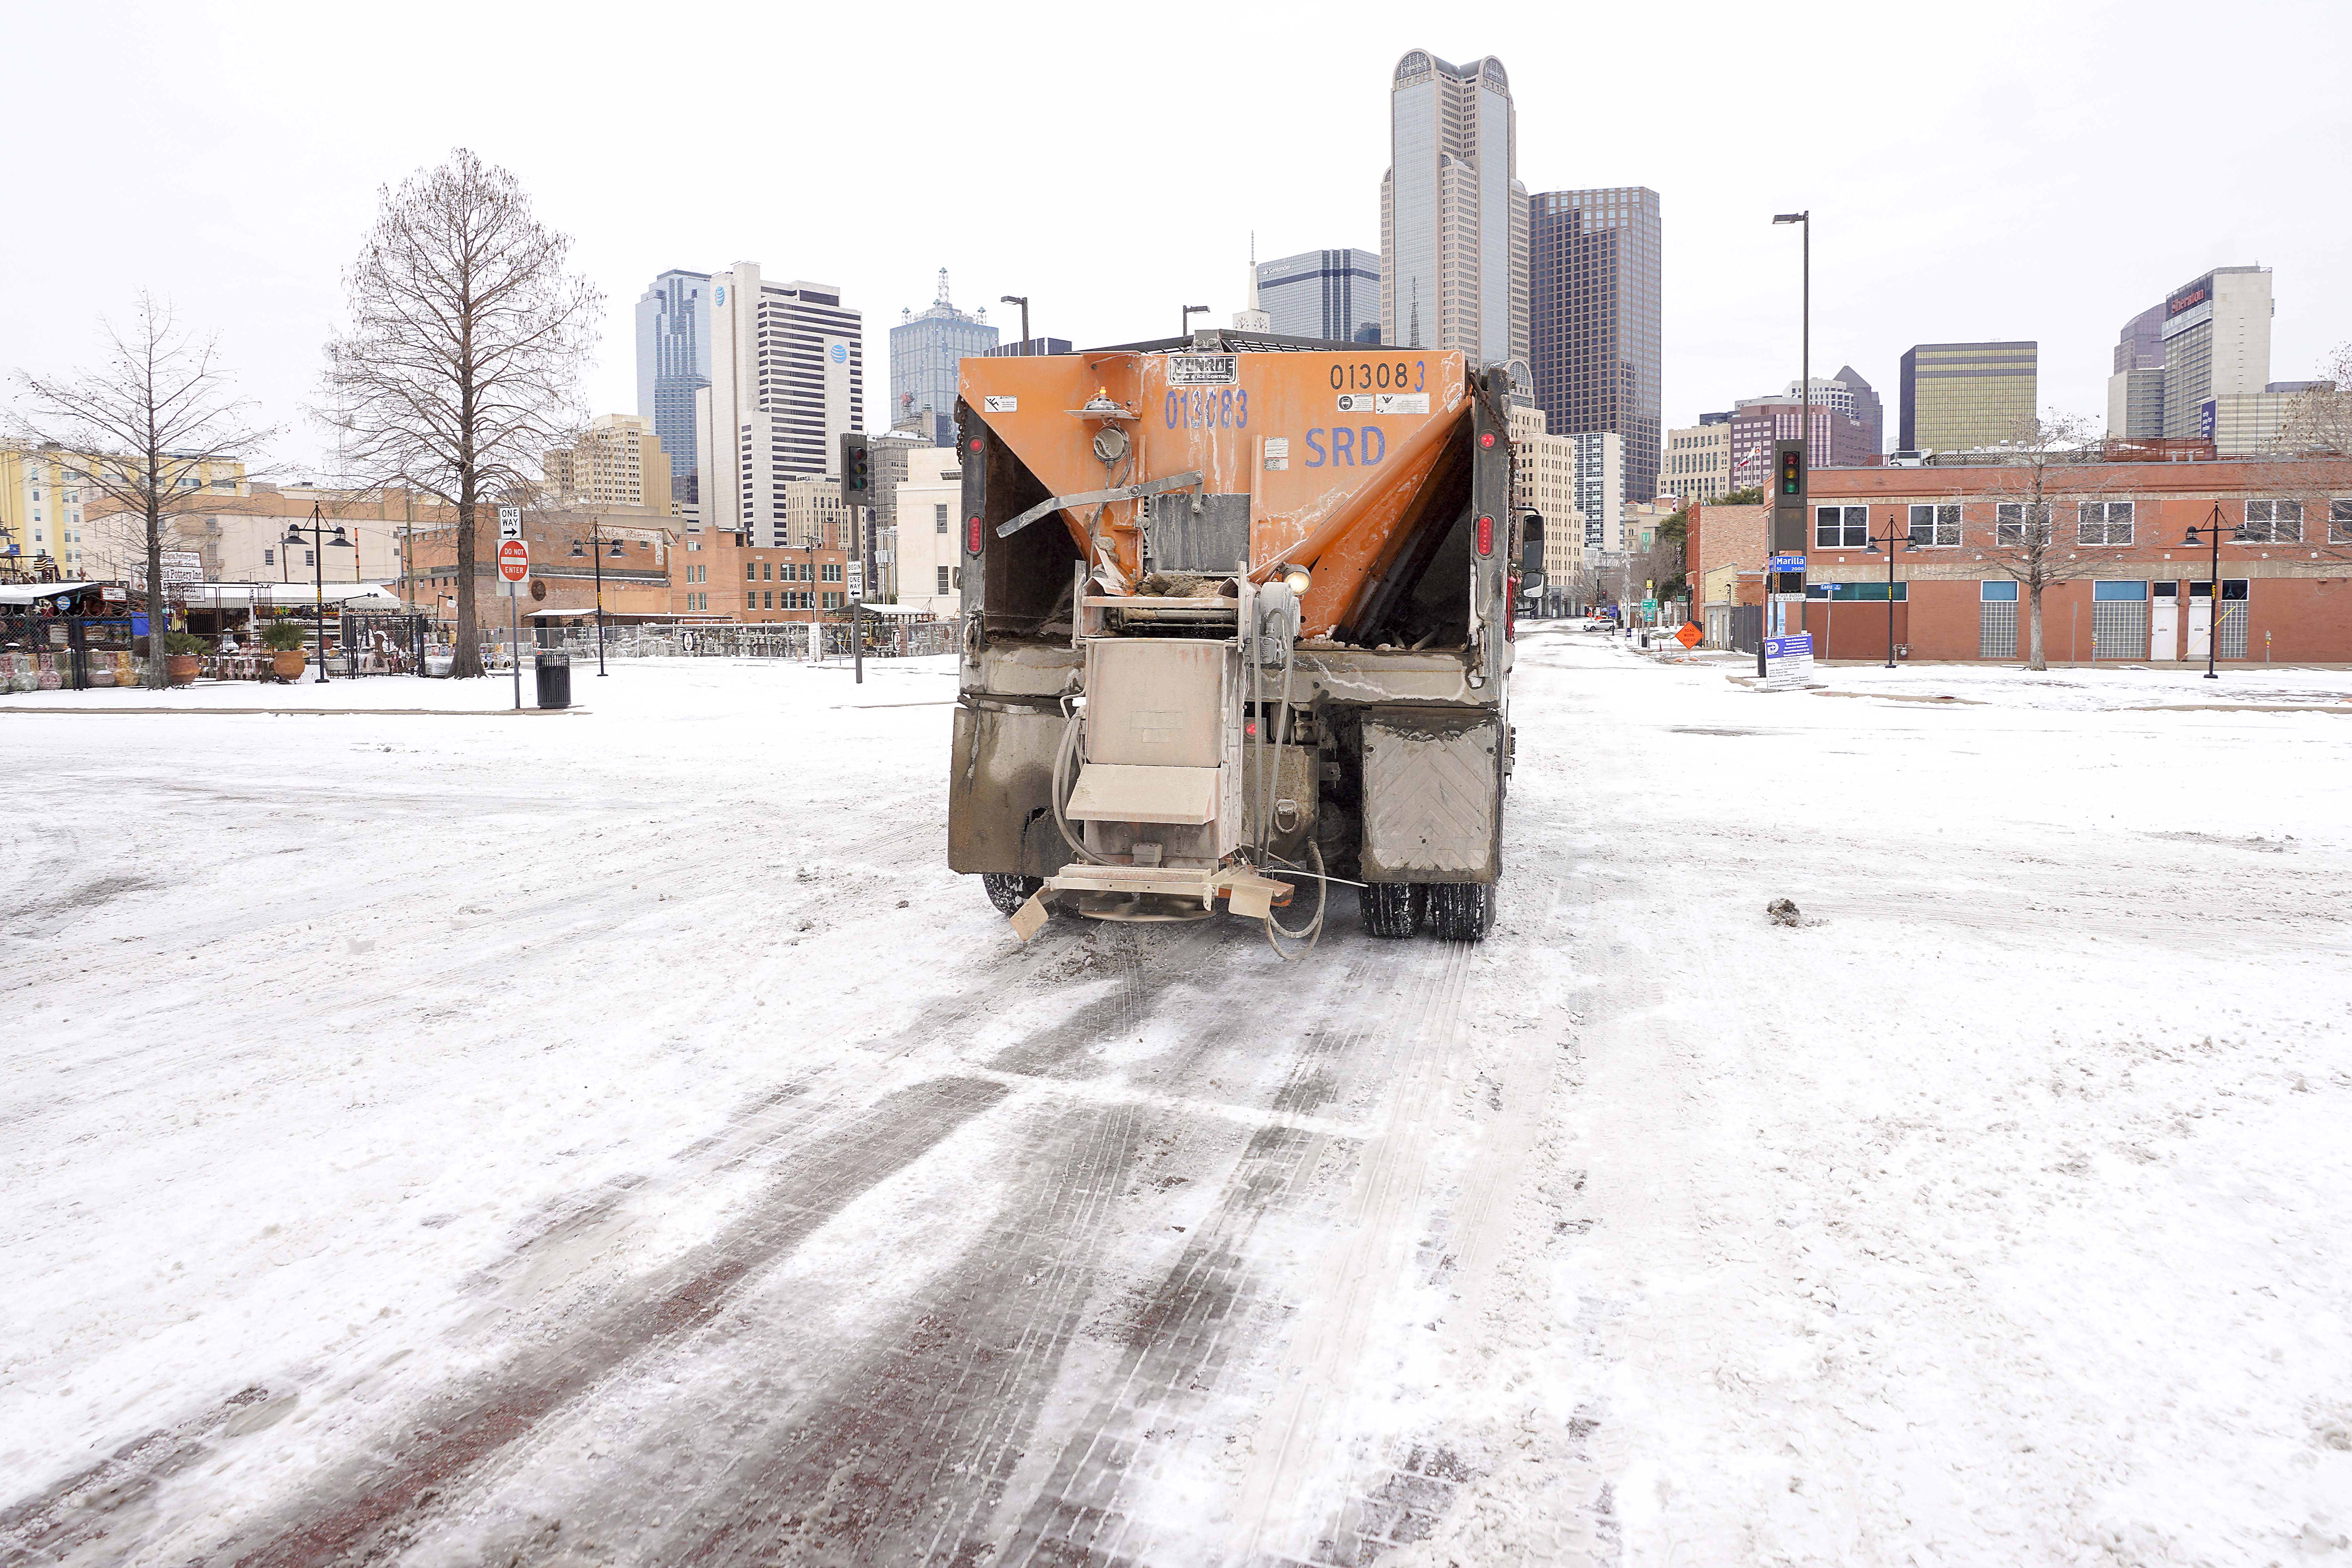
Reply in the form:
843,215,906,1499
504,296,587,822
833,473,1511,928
1908,504,1960,546
2076,501,2134,545
822,562,843,583
2241,499,2301,543
1995,502,2051,545
823,591,843,609
1814,506,1866,548
2331,500,2352,544
744,562,756,581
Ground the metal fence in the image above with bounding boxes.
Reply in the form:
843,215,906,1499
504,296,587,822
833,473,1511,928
0,615,143,691
531,619,958,663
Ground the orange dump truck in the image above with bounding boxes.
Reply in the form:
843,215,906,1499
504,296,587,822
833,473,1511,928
946,332,1540,949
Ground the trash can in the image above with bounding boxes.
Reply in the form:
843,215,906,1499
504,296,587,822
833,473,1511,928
535,650,571,710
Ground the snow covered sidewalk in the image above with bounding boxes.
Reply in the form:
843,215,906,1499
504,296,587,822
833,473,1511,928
1,636,2346,1566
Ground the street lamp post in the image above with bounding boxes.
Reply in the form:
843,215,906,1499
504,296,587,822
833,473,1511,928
2181,502,2249,680
1773,210,1810,457
281,503,355,683
570,521,627,676
1181,304,1209,340
1000,295,1031,356
1863,508,1912,669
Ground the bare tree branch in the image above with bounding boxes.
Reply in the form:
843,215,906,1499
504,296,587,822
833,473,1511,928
316,149,601,677
12,292,277,686
1967,413,2121,670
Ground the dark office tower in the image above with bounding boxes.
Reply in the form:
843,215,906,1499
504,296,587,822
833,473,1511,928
1258,248,1382,343
1528,187,1662,507
636,270,711,505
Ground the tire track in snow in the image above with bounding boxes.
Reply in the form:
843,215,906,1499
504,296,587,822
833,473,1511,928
974,939,1470,1568
12,1077,1009,1568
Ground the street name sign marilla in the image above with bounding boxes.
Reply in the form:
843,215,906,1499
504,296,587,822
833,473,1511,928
498,506,522,542
1768,553,1806,572
497,537,530,596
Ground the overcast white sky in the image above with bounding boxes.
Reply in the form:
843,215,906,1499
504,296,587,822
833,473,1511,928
8,0,2347,474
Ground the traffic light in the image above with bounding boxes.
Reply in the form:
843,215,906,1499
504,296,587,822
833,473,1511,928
839,432,871,508
1770,436,1808,556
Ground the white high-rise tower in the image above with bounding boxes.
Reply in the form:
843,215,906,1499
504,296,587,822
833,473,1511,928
693,262,863,547
1380,50,1528,364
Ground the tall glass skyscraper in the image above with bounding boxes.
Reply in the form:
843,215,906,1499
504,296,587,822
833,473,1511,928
889,270,998,447
1257,249,1382,343
1528,187,1662,507
636,270,710,505
1380,51,1527,365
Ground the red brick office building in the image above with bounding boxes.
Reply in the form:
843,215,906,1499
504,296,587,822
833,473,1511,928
1695,456,2352,663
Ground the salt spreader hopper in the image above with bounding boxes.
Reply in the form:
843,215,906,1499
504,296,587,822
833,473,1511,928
945,331,1538,950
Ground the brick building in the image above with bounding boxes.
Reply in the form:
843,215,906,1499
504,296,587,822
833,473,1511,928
1695,456,2352,663
408,506,673,629
676,525,853,623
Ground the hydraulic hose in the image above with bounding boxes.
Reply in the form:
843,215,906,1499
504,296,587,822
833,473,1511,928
1051,702,1107,866
1263,839,1327,960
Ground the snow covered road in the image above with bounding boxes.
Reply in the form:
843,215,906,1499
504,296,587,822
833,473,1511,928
3,635,2348,1565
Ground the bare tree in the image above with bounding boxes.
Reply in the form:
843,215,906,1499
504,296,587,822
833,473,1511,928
2280,342,2352,458
14,294,274,686
1971,413,2120,670
2252,345,2352,565
320,149,600,678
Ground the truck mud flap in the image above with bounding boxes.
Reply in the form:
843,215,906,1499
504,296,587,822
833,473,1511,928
949,702,1072,879
1358,705,1501,884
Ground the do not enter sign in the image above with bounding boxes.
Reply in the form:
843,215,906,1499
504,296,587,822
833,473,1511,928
497,538,530,583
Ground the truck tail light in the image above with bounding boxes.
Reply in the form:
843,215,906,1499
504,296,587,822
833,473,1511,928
967,516,983,555
1476,514,1493,555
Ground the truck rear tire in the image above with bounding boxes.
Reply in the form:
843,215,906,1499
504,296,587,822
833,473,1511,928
982,873,1044,916
1426,882,1496,942
1360,881,1424,939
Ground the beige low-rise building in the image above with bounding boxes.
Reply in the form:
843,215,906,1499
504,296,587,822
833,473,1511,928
3,441,249,579
781,477,850,551
83,482,419,588
1508,401,1583,586
1661,419,1733,504
892,447,964,616
544,415,676,517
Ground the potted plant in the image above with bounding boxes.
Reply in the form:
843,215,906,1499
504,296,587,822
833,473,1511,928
260,619,310,680
164,631,207,687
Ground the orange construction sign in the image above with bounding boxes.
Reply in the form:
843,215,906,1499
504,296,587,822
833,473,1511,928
1674,622,1703,648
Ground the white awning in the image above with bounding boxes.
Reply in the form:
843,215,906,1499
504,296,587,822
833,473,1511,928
0,581,95,605
178,582,405,610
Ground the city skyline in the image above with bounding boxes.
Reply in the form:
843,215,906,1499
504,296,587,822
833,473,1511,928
10,5,2348,480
